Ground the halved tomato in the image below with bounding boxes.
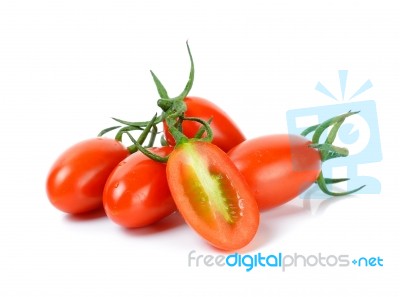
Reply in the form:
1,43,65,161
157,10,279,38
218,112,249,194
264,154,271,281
166,141,259,251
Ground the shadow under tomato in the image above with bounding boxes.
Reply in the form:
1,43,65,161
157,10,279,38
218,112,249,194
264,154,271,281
245,186,357,249
301,184,357,215
121,211,186,236
64,208,107,222
239,204,311,251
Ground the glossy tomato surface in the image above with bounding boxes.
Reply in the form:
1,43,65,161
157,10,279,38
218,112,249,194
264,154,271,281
46,138,129,214
167,141,259,251
228,134,322,210
103,147,176,228
163,96,246,152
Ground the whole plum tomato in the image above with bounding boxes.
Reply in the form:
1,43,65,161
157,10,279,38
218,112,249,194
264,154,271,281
228,134,321,210
46,138,129,214
228,111,366,210
103,146,176,228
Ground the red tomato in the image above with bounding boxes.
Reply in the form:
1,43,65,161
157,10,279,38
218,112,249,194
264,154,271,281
46,138,129,214
167,141,259,251
228,134,322,210
163,96,246,152
103,147,176,228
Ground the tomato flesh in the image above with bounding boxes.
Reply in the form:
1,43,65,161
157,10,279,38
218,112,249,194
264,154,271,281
228,134,322,210
46,138,129,214
167,141,259,251
164,97,246,152
103,147,176,228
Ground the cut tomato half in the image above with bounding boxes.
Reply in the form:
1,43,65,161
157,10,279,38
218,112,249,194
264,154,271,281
166,141,259,251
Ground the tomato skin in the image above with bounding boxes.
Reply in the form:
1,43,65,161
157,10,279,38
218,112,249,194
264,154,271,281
46,138,129,214
164,96,246,152
228,134,322,210
103,147,176,228
167,141,259,251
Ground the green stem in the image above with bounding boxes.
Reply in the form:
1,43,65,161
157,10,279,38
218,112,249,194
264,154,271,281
183,117,213,143
115,125,143,142
150,70,169,99
152,41,211,148
126,113,158,153
300,124,319,137
303,111,365,196
101,42,208,163
165,114,189,145
147,124,158,147
322,177,350,185
112,115,164,128
98,125,121,137
155,41,194,112
173,41,195,101
194,117,213,139
128,135,169,163
311,111,359,144
316,172,366,196
309,143,349,162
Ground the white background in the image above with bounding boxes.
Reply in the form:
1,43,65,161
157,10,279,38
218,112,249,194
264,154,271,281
1,1,399,296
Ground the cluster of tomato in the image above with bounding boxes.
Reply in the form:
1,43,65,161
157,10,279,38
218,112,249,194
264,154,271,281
46,43,364,251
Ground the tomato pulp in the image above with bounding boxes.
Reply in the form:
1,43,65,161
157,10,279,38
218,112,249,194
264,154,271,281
228,134,321,210
46,138,129,214
103,147,176,228
163,97,246,152
167,141,259,251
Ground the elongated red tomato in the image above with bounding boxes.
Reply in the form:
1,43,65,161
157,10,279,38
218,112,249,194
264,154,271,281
46,138,129,214
103,147,176,228
164,96,246,152
167,141,259,251
228,134,321,210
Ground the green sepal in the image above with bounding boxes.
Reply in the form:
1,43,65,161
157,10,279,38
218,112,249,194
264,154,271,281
309,143,349,162
303,111,365,196
126,113,158,153
128,135,169,163
111,115,164,128
316,172,366,197
97,125,121,137
322,177,350,185
150,70,169,99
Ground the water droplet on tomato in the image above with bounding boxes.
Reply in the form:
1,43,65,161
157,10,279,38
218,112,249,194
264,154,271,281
114,182,119,188
238,198,245,209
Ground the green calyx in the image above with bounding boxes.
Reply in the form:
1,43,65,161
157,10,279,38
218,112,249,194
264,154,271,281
301,111,366,196
151,41,213,147
97,41,213,163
